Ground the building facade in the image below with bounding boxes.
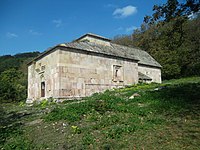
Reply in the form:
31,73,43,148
27,33,161,103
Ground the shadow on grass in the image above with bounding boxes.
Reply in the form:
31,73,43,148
149,82,200,115
0,105,31,147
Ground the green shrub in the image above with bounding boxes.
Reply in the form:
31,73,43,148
104,124,136,139
44,102,92,122
0,69,26,102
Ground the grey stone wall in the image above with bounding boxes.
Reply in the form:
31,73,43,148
138,65,161,83
27,50,60,102
57,48,138,98
27,47,161,103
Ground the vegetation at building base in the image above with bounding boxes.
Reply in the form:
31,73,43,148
0,77,200,149
113,0,200,80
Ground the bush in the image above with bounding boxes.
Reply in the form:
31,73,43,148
0,68,26,102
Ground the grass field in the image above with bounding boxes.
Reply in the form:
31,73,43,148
1,77,200,149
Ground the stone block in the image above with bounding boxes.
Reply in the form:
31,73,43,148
72,83,77,89
77,82,82,89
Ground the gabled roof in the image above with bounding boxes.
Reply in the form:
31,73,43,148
62,41,139,61
75,33,111,42
62,41,161,68
28,33,162,68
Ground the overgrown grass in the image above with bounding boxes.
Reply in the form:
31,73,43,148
1,77,200,149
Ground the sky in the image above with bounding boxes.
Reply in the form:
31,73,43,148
0,0,167,56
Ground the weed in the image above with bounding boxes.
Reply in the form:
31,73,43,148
3,136,34,150
44,102,92,122
19,101,25,107
71,125,81,134
104,124,136,139
40,99,48,108
82,133,95,145
0,121,34,149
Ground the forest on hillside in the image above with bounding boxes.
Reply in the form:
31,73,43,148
0,52,40,102
0,0,199,102
113,0,200,79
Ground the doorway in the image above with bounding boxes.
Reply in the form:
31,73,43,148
41,82,45,97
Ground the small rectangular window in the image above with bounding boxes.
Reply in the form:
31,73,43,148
113,65,123,82
41,82,45,97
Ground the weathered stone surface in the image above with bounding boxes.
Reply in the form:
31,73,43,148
129,93,141,99
27,33,162,103
138,65,161,83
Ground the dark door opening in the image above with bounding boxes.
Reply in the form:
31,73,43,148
41,82,45,97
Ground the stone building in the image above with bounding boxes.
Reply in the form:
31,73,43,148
27,33,161,103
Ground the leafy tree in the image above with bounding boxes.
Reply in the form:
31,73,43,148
0,51,40,74
144,0,200,24
14,51,40,58
179,15,200,76
0,69,26,102
112,0,200,79
112,35,135,47
0,51,40,102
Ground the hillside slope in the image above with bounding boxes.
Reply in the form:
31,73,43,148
0,77,200,149
0,52,40,74
0,52,41,102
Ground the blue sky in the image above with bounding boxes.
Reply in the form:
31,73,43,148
0,0,167,55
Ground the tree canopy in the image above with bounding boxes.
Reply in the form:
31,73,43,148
113,0,200,79
0,52,40,102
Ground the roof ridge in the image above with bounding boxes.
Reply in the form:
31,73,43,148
28,36,162,68
110,42,142,51
62,40,161,68
75,33,111,42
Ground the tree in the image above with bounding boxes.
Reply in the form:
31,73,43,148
144,0,200,24
0,51,41,102
145,0,200,79
112,35,135,47
179,15,200,76
112,0,200,79
0,69,26,102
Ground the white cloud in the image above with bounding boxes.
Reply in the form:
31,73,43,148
113,5,137,18
29,29,42,35
52,19,63,28
126,26,138,32
6,32,18,38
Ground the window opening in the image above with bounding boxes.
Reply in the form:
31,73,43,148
41,82,45,97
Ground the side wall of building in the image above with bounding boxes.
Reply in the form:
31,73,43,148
57,48,138,99
138,65,161,83
27,48,162,102
27,50,60,102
